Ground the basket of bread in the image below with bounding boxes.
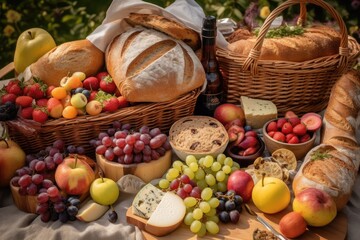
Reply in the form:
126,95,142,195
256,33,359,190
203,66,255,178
217,0,360,116
0,13,204,156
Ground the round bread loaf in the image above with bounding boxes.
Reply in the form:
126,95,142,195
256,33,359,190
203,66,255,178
30,39,104,87
125,13,200,50
227,25,341,62
105,27,205,102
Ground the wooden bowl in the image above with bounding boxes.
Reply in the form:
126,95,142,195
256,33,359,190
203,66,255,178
10,155,98,214
96,150,172,183
262,120,316,160
226,137,265,167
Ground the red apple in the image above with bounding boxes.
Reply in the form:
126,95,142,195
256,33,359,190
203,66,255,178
227,170,254,202
0,139,26,187
213,103,245,126
292,187,337,227
55,155,95,195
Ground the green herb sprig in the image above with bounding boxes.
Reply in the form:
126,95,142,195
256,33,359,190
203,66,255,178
254,25,305,38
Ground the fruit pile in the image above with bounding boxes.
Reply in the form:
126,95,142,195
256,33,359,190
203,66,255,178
10,140,87,222
265,112,322,144
158,154,242,236
215,190,243,224
0,71,129,123
91,121,171,164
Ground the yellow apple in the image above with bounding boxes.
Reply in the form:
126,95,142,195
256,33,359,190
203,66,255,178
14,28,56,73
0,139,26,187
252,177,290,214
293,187,337,227
90,177,119,206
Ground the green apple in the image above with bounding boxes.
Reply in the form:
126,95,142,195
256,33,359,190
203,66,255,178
55,155,95,195
14,28,56,73
252,176,290,214
0,139,26,187
90,177,119,206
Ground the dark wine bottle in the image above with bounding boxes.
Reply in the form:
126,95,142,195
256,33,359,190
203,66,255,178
195,15,226,116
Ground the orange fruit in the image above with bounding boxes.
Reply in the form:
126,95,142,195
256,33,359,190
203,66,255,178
51,87,67,100
279,211,307,238
62,105,77,119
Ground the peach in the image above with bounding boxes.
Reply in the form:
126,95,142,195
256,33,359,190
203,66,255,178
213,103,245,126
47,97,64,118
279,211,307,238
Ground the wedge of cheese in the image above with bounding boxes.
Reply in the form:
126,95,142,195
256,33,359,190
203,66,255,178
132,183,164,219
240,96,278,129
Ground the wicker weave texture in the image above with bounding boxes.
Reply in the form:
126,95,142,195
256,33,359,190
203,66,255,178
6,88,200,155
218,0,360,116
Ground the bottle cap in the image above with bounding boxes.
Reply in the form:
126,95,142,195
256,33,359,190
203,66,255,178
202,16,217,38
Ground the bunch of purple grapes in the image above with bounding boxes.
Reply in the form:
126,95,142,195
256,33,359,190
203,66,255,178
90,121,171,164
216,190,243,224
36,188,80,223
10,139,86,222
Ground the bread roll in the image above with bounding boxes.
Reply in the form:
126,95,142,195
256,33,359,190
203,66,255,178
125,13,200,50
227,25,341,62
292,70,360,210
30,39,104,86
105,27,205,102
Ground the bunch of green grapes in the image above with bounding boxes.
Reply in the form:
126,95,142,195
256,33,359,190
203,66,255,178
159,153,240,194
183,187,221,236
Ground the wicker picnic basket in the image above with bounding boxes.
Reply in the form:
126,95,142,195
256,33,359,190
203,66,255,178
217,0,360,116
1,63,200,156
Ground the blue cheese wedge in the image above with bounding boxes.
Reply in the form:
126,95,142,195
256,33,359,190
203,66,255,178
132,183,165,219
240,96,278,129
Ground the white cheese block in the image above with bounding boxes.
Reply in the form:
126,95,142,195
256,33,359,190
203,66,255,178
132,183,164,219
147,192,186,227
76,199,109,222
240,96,278,129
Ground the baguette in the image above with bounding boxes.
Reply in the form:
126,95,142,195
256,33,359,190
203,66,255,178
227,25,341,62
30,39,104,87
105,26,205,102
292,70,360,210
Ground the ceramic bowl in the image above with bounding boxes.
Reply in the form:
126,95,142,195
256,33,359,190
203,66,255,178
225,137,265,167
262,119,316,160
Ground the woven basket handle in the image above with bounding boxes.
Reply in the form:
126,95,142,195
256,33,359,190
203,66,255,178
243,0,349,75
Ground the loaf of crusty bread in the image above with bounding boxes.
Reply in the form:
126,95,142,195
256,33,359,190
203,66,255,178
292,70,360,210
125,13,200,50
105,26,205,102
30,39,104,86
227,25,341,62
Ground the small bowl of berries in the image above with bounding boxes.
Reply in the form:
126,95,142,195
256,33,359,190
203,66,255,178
262,112,321,160
225,123,265,167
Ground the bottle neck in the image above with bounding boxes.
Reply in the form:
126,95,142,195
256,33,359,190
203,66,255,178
201,36,217,60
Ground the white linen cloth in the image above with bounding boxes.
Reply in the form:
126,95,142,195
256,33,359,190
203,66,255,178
86,0,228,52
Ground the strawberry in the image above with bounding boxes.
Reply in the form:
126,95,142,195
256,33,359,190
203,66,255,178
32,108,48,123
83,76,100,91
266,121,277,132
288,135,300,144
281,122,293,135
1,93,17,104
89,91,98,101
103,97,119,112
276,118,287,129
24,81,47,99
293,123,307,136
36,98,48,107
98,72,116,94
20,106,34,119
117,96,129,108
7,84,23,95
272,131,286,142
15,96,34,108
